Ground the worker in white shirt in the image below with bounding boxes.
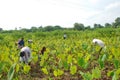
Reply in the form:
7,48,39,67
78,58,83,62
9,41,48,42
28,39,33,44
63,33,67,39
92,38,105,54
19,46,31,64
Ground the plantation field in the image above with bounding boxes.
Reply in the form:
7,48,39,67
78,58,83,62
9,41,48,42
0,28,120,80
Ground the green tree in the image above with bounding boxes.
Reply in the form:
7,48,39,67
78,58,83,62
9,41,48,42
115,17,120,28
0,28,3,31
30,26,38,32
94,23,98,28
74,23,84,30
54,25,62,30
94,24,104,28
44,25,54,31
105,23,111,28
85,26,91,30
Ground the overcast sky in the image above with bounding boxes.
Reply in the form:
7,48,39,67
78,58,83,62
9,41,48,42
0,0,120,30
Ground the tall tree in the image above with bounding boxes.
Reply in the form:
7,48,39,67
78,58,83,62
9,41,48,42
74,23,84,30
0,28,3,31
105,23,111,28
85,25,91,30
114,17,120,28
94,23,98,28
54,25,62,30
94,24,104,28
30,26,38,32
44,25,54,31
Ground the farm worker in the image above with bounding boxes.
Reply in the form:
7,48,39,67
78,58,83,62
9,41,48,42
92,38,105,54
38,46,46,59
40,46,46,55
19,46,31,64
17,37,25,49
63,33,67,39
28,39,33,44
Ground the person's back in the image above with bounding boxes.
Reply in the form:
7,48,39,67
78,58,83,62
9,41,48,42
92,39,104,48
21,46,31,54
92,39,105,58
20,46,31,63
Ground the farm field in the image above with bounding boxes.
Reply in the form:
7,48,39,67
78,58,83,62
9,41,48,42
0,28,120,80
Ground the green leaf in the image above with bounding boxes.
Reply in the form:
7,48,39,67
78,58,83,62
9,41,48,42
114,59,119,69
63,61,69,70
15,64,20,73
84,72,92,80
80,71,92,80
53,70,58,77
7,63,16,80
84,62,89,69
44,52,49,60
78,57,86,68
98,54,107,69
40,58,45,66
57,69,64,76
92,67,101,79
82,43,88,50
80,71,84,76
107,71,114,77
70,65,77,75
99,61,104,68
53,69,64,77
42,67,48,75
0,62,5,73
112,72,117,80
67,55,72,64
101,54,107,61
116,68,120,75
23,64,31,74
32,56,38,63
49,77,53,80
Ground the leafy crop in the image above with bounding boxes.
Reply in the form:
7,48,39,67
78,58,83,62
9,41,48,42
0,28,120,79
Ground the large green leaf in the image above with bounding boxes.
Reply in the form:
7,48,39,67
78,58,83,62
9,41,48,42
70,65,77,75
112,72,117,80
23,64,31,74
80,71,92,80
82,43,88,50
63,61,69,70
98,60,104,69
53,69,64,77
101,54,107,61
98,56,105,69
7,63,16,80
0,62,5,73
67,55,72,64
92,67,101,79
113,59,119,69
42,67,48,75
77,57,87,68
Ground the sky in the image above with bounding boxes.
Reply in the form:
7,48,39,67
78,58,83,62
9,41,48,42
0,0,120,30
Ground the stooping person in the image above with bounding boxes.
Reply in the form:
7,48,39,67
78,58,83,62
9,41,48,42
63,33,67,39
19,46,32,64
92,38,105,54
28,39,33,44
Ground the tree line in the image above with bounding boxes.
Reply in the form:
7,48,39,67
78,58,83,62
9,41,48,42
0,17,120,32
